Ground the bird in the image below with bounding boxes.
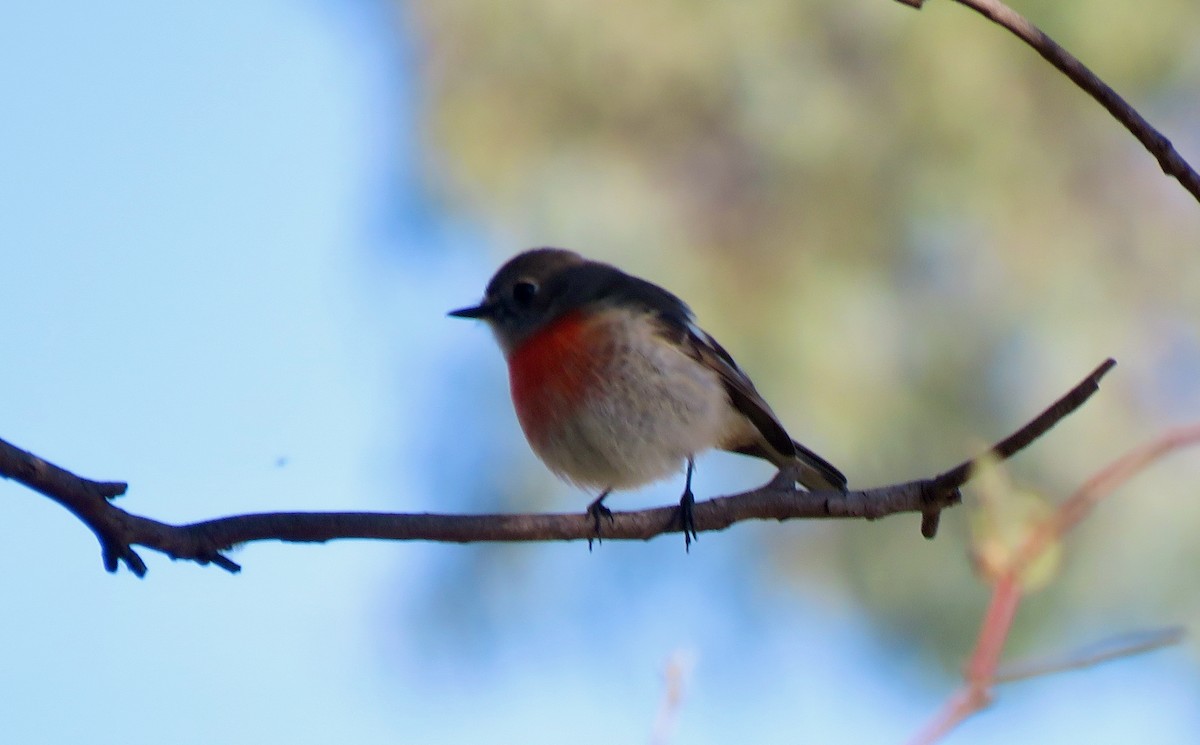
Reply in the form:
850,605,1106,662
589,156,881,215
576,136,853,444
449,248,846,548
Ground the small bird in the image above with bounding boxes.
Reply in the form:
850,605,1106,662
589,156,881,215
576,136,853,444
449,248,846,548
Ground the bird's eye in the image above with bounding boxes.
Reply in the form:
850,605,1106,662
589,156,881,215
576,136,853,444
512,280,538,307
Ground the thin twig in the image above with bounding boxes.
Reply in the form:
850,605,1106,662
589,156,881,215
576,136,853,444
0,359,1115,576
895,0,1200,204
650,650,695,745
993,627,1185,684
910,574,1021,744
1016,423,1200,572
921,358,1116,537
908,425,1200,745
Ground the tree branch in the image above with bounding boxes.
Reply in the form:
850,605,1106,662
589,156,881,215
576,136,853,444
896,0,1200,204
0,359,1116,577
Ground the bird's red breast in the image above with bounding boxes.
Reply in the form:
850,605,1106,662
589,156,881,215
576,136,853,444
507,309,612,448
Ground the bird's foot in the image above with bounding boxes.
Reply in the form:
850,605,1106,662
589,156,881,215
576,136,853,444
586,492,614,551
678,487,698,552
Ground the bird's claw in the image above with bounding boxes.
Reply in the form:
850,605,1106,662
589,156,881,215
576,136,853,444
586,496,614,551
678,488,698,552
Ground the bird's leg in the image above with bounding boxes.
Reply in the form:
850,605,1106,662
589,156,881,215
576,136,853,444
586,489,613,550
678,458,698,551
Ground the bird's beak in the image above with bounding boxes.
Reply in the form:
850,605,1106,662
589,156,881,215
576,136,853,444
448,302,497,320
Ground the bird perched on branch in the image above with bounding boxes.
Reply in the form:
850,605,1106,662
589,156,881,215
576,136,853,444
450,248,846,548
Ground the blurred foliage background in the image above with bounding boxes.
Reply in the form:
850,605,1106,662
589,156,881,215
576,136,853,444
401,0,1200,667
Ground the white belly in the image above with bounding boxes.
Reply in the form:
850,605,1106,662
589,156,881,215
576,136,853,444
529,312,735,490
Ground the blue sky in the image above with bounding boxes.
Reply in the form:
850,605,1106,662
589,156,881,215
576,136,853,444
1,3,1196,744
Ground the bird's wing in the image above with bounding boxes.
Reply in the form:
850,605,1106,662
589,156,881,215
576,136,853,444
683,324,847,491
684,325,795,457
562,261,847,491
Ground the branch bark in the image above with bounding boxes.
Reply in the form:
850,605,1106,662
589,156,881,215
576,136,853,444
896,0,1200,204
0,359,1116,577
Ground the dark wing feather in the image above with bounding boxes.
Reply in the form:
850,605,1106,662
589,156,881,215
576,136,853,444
685,328,848,492
686,328,797,460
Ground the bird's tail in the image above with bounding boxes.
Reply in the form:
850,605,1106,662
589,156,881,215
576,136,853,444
792,440,847,492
